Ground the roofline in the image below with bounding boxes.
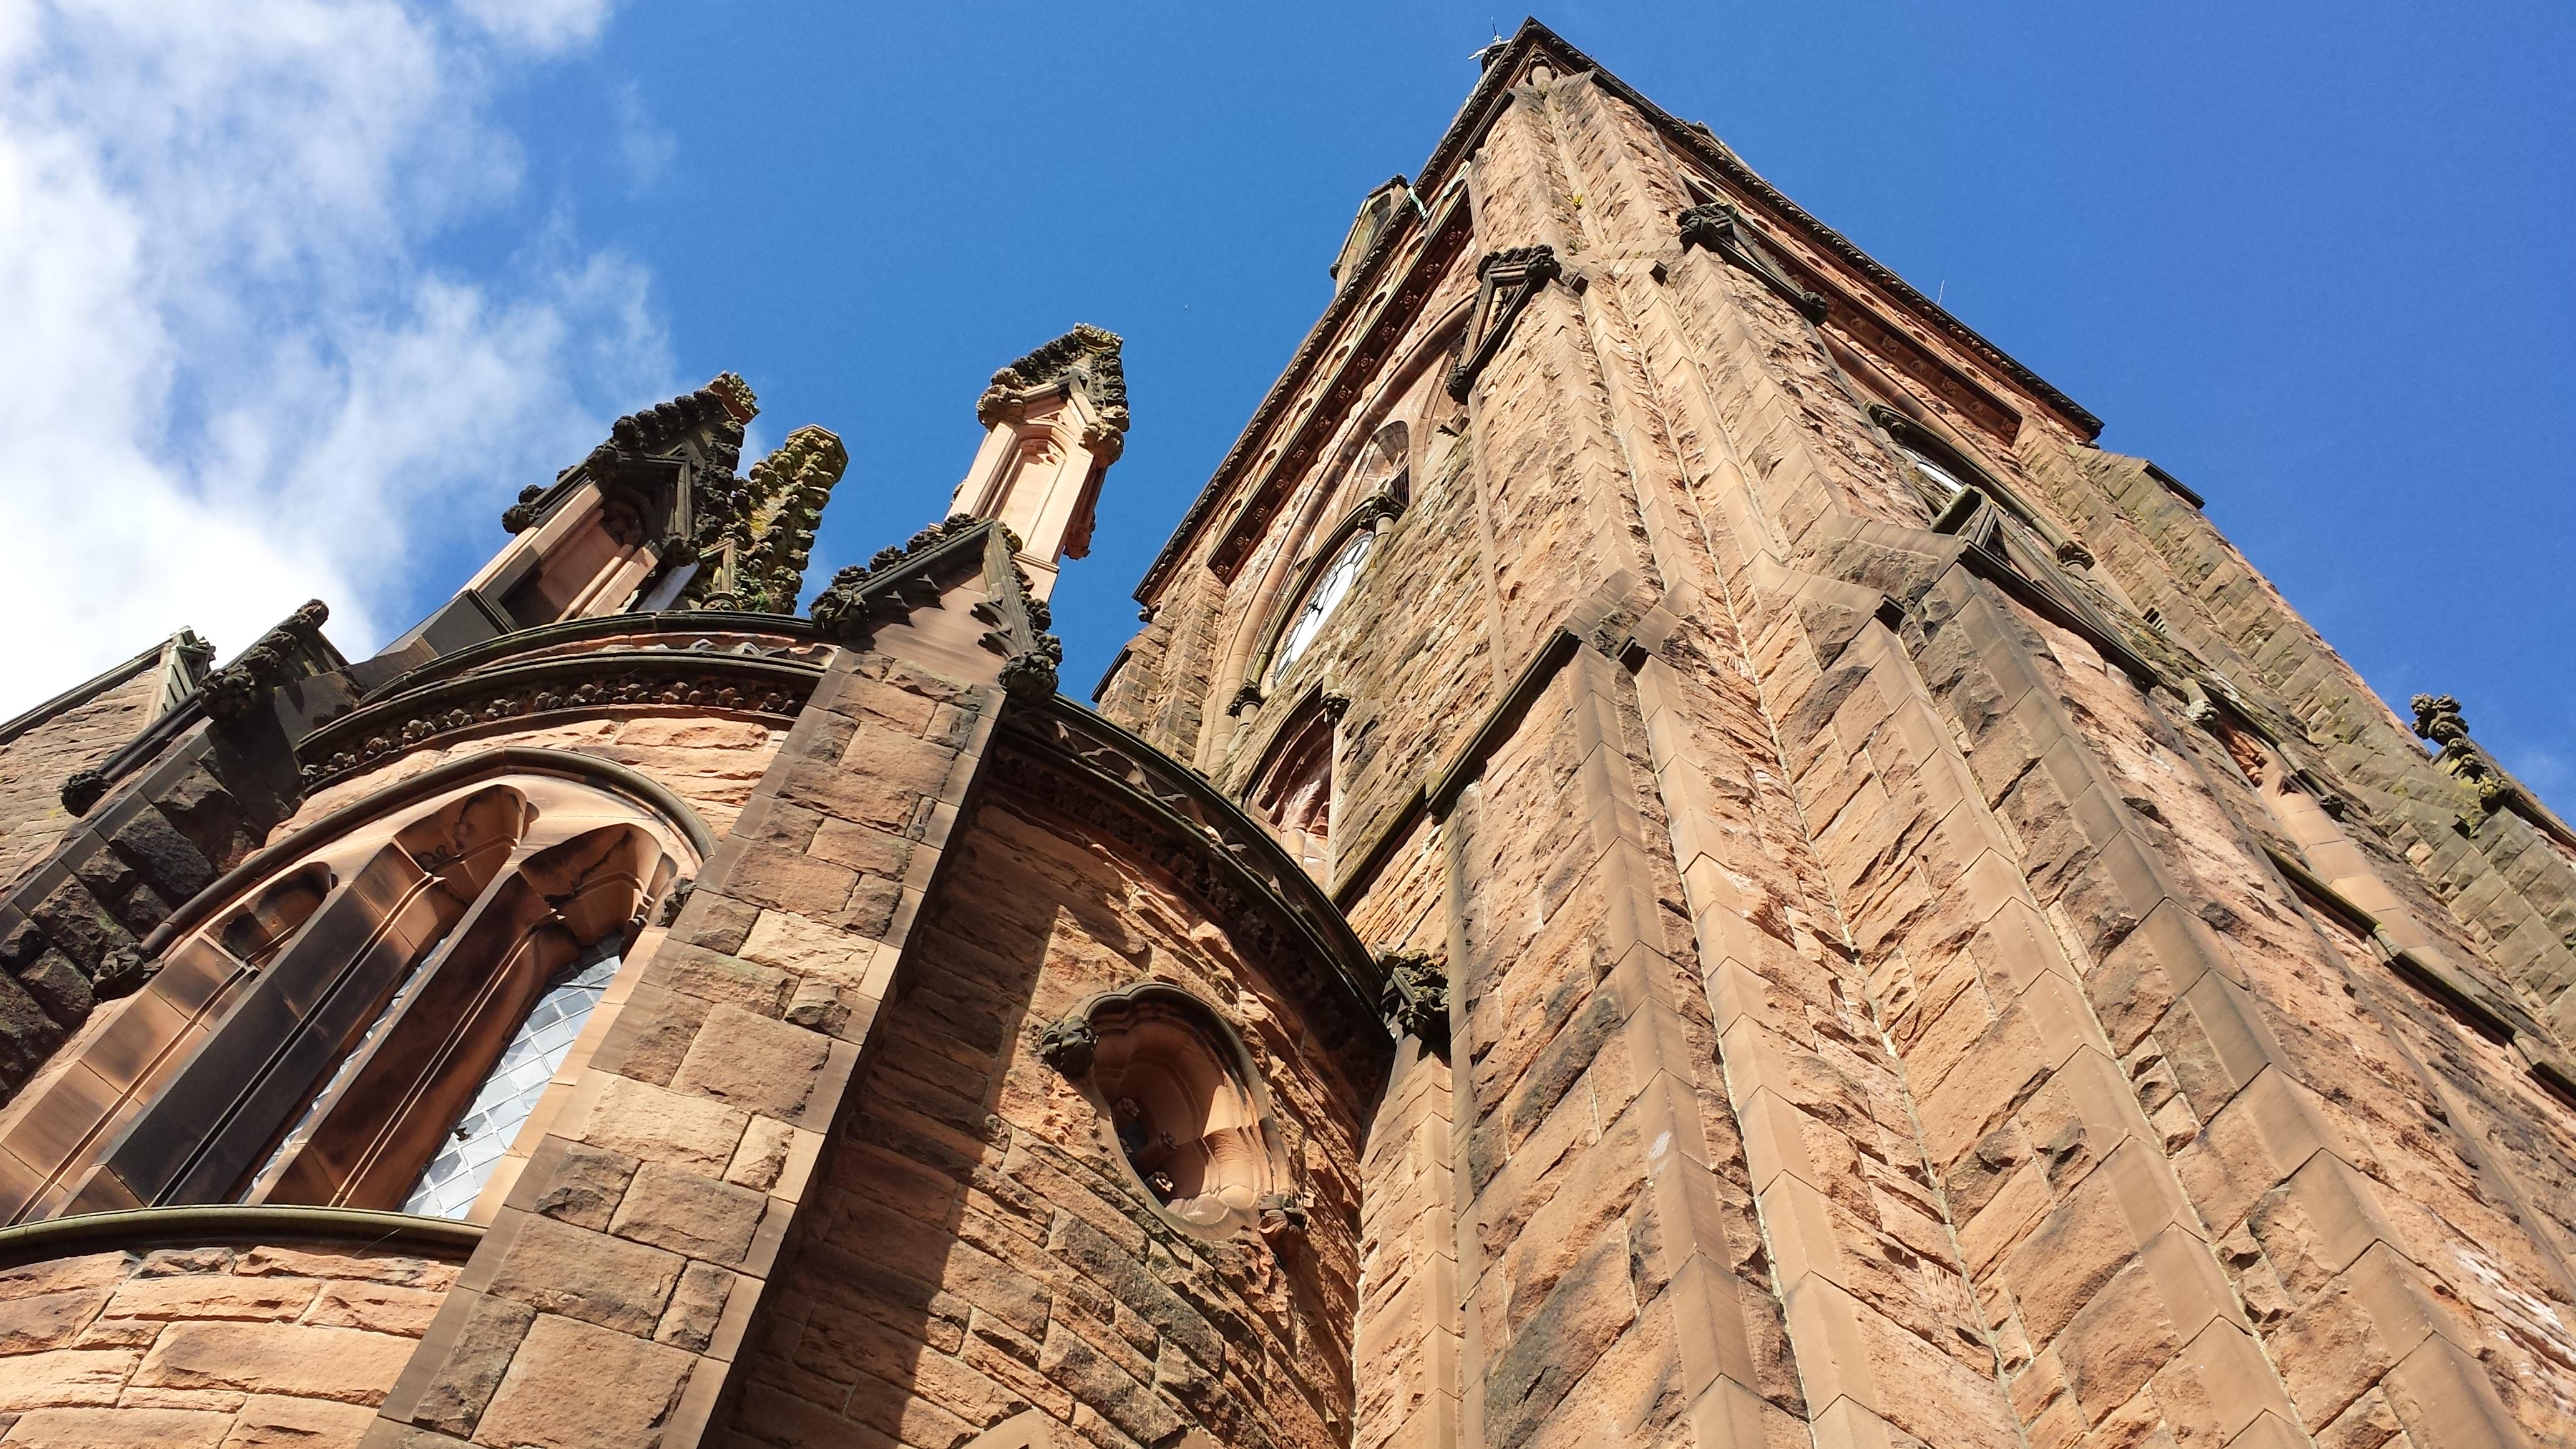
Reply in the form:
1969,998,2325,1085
0,633,193,749
1134,17,2100,603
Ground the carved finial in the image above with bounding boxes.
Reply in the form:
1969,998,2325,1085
705,372,759,423
975,324,1128,447
686,425,846,614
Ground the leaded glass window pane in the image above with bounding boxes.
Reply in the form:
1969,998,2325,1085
403,951,620,1219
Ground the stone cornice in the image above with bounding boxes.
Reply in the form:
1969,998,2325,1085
348,612,825,706
296,648,822,789
991,699,1395,1096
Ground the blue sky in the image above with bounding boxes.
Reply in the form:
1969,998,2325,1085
5,3,2569,804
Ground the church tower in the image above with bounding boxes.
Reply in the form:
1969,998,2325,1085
1099,24,2576,1449
0,20,2561,1449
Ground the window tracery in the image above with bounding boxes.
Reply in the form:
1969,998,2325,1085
41,764,695,1220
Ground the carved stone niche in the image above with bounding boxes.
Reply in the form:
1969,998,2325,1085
1042,983,1295,1242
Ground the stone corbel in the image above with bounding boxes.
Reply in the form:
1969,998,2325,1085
1379,947,1450,1050
1446,245,1563,401
1678,202,1828,323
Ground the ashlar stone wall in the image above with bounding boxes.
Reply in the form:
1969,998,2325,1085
1110,36,2576,1449
722,790,1372,1449
0,1236,461,1448
0,663,165,888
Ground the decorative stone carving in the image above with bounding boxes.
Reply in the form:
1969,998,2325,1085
683,424,847,615
1000,639,1063,704
202,600,332,721
1320,690,1353,721
1226,683,1264,718
59,769,108,818
808,513,987,640
977,324,1131,461
1678,202,1829,322
2411,693,2523,814
1035,1016,1098,1078
500,484,546,535
297,653,816,789
92,944,155,1002
1380,948,1450,1048
2412,694,2470,748
1447,245,1563,402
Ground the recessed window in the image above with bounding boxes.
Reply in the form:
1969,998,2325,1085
1251,705,1335,882
1069,985,1289,1238
1271,530,1376,683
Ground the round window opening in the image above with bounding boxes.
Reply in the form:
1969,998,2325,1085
1040,984,1294,1240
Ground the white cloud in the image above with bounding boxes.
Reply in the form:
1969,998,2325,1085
0,0,670,718
615,82,675,194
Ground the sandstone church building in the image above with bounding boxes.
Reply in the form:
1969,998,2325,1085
0,22,2569,1449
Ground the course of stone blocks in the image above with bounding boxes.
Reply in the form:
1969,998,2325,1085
0,18,2562,1449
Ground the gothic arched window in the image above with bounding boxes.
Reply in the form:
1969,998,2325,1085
1250,704,1335,882
0,758,701,1224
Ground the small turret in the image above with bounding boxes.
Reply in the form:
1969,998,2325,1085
948,325,1128,600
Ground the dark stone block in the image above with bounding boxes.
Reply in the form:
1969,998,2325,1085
26,879,132,973
0,914,45,973
16,950,93,1031
108,807,218,903
71,849,137,908
0,970,67,1086
153,765,255,871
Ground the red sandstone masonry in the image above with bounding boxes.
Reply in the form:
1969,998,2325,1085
1094,29,2574,1449
362,644,1003,1449
720,794,1370,1449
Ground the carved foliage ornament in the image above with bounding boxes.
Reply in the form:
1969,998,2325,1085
299,656,813,789
683,424,847,615
506,377,753,538
202,601,332,721
2411,693,2520,814
1379,947,1450,1049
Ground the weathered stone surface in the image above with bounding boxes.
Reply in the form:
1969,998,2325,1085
484,1215,683,1335
470,1314,692,1449
134,1322,413,1403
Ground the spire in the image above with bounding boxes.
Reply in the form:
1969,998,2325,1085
950,324,1128,599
